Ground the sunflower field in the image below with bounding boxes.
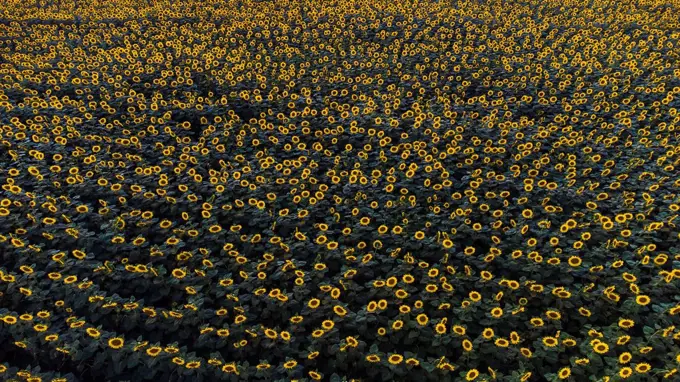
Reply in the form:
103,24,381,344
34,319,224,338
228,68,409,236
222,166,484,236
0,0,680,381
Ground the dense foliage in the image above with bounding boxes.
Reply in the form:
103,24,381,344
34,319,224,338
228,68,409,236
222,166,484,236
1,0,680,381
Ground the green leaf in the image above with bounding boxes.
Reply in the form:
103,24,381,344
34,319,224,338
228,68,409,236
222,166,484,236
422,362,436,373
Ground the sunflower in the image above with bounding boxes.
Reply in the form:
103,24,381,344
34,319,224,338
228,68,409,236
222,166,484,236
452,325,466,336
308,298,321,309
234,315,247,324
574,358,589,366
45,334,59,342
406,358,420,366
36,311,50,319
108,337,125,349
395,289,409,299
1,316,17,325
520,348,533,358
208,359,223,368
312,329,325,338
482,328,495,339
619,367,633,379
664,369,678,379
562,338,577,347
321,320,335,330
86,328,101,338
172,357,185,366
264,329,277,339
465,369,479,381
593,342,609,354
635,295,651,306
222,363,238,373
494,338,509,347
542,336,559,348
416,314,429,326
388,354,403,365
635,363,651,373
171,269,186,279
558,367,571,379
545,310,561,320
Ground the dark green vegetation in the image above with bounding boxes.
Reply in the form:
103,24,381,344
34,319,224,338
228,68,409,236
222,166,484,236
1,0,680,381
